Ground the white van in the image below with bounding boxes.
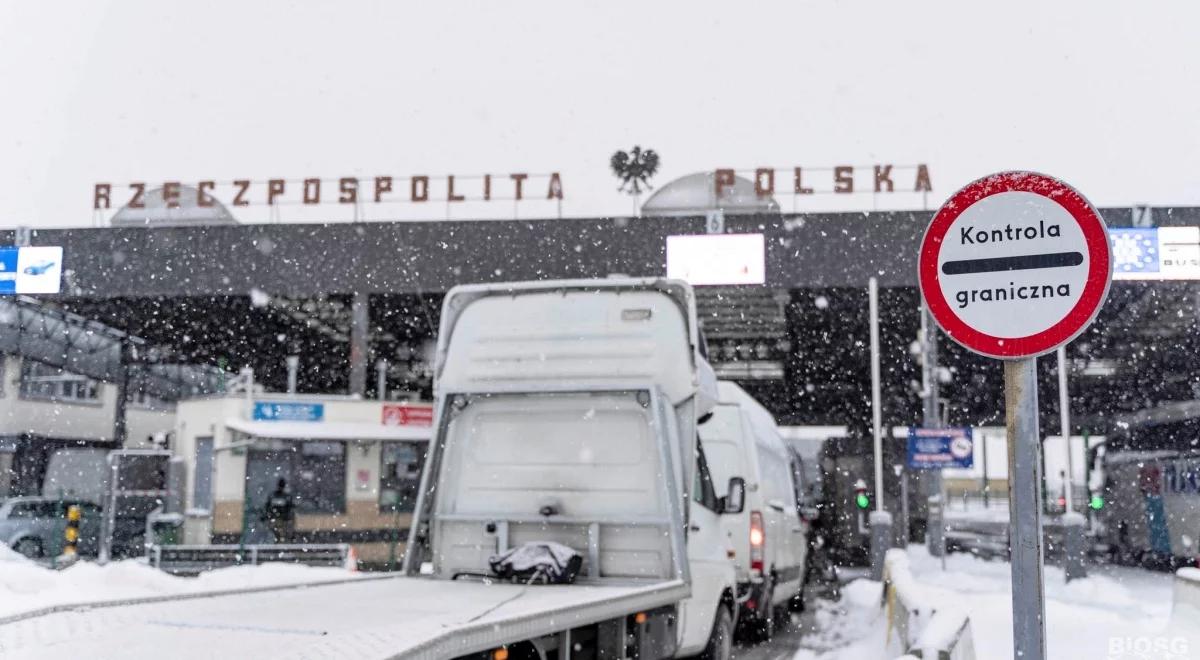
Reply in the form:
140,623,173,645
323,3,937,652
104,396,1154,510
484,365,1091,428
700,381,809,641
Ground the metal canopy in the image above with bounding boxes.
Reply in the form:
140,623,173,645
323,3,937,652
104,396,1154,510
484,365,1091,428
226,418,429,442
4,207,1200,429
0,296,226,401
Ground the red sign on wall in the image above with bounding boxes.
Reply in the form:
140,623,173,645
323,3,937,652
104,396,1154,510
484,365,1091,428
382,403,434,427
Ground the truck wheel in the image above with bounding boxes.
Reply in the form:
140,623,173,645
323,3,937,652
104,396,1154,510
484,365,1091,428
788,592,806,613
699,605,733,660
774,602,793,632
747,578,774,643
788,576,807,614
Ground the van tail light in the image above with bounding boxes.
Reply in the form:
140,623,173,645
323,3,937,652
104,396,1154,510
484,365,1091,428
749,510,765,574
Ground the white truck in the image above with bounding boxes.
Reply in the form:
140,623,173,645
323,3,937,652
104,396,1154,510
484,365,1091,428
0,278,742,660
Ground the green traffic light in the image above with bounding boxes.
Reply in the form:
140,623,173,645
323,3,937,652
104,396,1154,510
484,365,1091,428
1089,495,1104,510
855,493,870,509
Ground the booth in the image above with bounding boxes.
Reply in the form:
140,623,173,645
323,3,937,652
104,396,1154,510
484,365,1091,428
173,393,432,567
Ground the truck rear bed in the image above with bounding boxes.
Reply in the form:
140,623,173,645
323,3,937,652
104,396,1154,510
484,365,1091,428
0,576,688,659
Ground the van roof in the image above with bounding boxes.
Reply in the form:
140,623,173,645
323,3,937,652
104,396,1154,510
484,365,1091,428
715,380,789,457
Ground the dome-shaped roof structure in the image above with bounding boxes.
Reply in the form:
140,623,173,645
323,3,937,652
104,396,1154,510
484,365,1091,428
640,172,780,217
110,185,238,227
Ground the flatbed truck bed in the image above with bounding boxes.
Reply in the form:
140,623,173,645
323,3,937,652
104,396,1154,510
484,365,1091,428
0,575,688,659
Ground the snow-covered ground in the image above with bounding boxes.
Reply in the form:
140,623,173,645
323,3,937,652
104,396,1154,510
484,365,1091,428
792,579,886,660
795,546,1200,660
0,543,363,620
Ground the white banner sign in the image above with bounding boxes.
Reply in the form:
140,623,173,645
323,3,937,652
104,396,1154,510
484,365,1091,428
666,234,765,286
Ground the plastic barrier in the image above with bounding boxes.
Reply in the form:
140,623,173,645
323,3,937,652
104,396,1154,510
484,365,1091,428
884,549,976,660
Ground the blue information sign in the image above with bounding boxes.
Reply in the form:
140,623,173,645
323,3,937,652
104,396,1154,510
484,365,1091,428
906,427,974,469
253,401,324,422
0,245,64,295
0,248,17,294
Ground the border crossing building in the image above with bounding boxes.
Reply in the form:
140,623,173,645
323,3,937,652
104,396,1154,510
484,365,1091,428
4,173,1199,557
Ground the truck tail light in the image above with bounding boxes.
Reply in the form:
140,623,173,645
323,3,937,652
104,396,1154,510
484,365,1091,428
749,510,765,574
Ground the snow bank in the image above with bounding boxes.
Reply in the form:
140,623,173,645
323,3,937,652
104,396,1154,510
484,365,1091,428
793,579,887,660
882,549,974,659
904,545,1193,660
793,548,1197,660
0,543,363,620
1172,568,1200,638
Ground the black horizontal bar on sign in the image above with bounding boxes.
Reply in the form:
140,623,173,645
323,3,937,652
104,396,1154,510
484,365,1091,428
942,251,1084,276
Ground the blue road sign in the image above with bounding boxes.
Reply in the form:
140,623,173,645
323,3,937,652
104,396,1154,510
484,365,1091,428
907,427,974,469
0,245,63,295
1109,228,1159,275
253,401,324,422
0,248,18,294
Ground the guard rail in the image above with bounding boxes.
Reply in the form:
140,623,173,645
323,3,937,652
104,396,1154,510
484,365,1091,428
146,543,353,575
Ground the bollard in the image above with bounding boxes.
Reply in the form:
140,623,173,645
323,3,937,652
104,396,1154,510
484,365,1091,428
927,495,945,558
57,504,82,568
1063,511,1088,582
869,510,894,581
64,504,81,556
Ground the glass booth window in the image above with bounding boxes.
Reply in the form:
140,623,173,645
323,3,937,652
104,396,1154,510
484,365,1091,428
246,441,347,515
380,442,426,513
19,360,100,402
131,388,176,411
295,441,346,514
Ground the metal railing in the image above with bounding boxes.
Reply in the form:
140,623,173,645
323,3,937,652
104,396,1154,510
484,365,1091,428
948,491,1090,514
146,543,352,575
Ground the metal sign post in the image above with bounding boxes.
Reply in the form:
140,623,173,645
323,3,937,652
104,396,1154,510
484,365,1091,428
919,303,947,559
918,172,1112,660
98,449,172,565
1057,345,1088,581
869,277,884,511
867,276,892,581
1004,358,1047,660
1057,345,1074,510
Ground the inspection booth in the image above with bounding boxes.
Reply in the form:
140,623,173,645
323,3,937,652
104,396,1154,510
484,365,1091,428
173,393,432,567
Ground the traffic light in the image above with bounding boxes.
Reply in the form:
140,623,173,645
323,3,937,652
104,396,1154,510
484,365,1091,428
1089,494,1105,510
853,479,870,510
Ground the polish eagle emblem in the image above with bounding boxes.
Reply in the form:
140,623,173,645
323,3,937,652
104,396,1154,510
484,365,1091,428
610,146,659,195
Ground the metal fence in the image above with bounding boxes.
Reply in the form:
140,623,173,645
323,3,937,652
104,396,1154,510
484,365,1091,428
146,543,353,576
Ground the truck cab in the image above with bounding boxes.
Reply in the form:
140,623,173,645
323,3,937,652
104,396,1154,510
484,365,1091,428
404,278,740,658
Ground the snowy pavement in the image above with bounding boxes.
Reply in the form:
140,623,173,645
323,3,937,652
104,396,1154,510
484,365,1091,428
792,546,1200,660
6,540,1199,660
0,543,363,621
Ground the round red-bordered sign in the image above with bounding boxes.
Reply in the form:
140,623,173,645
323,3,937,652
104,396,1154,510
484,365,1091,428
918,171,1112,359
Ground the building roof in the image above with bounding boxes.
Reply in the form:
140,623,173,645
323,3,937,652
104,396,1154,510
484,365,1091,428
641,172,779,217
111,185,238,227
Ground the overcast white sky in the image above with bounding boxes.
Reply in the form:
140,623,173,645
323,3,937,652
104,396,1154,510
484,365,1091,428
2,0,1198,227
